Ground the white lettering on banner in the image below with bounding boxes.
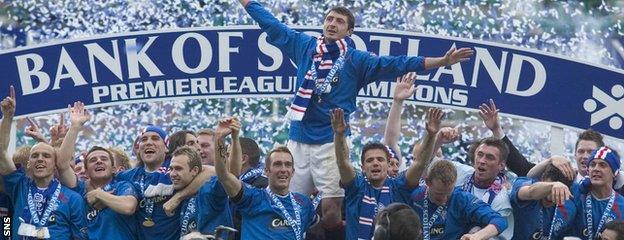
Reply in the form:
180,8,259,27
91,76,297,103
258,33,283,72
85,40,123,84
172,33,212,74
126,36,163,79
370,35,402,56
13,29,549,100
218,32,244,72
359,82,469,106
15,53,49,95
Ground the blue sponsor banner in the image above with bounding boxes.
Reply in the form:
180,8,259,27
0,26,622,139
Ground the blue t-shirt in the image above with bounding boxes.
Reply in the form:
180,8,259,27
410,186,507,240
509,177,577,240
116,166,180,240
235,184,316,239
3,170,86,240
245,1,425,144
196,176,232,235
72,179,140,240
342,173,415,240
571,184,624,240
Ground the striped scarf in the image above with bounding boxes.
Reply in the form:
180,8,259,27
462,172,508,205
285,36,353,120
357,177,393,240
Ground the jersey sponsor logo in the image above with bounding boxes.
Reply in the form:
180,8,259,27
270,215,290,229
430,224,444,236
47,215,56,224
139,195,169,207
531,230,542,240
87,209,99,221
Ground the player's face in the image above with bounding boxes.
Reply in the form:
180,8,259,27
323,11,353,42
576,140,599,177
169,154,198,190
362,149,389,185
589,158,615,187
74,161,86,179
426,179,455,206
138,132,167,166
85,150,115,180
29,143,56,180
198,134,214,166
387,157,399,178
473,144,504,185
266,152,294,193
184,133,200,153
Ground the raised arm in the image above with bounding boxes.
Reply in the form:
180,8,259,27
479,99,536,176
406,108,444,187
214,118,242,198
331,108,356,185
0,86,16,175
228,118,242,177
57,102,90,188
526,155,576,181
517,181,572,206
424,47,474,70
383,72,416,160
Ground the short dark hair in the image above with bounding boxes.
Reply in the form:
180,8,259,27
327,6,355,30
168,130,196,153
240,137,261,166
373,203,422,240
603,220,624,237
541,163,573,187
265,146,294,169
360,142,390,165
575,129,604,150
475,137,509,163
85,146,115,169
172,146,202,172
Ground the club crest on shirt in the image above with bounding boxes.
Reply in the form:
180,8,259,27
270,215,291,229
430,224,445,236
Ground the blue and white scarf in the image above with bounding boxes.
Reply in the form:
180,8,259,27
285,36,353,120
357,177,393,239
239,163,265,184
142,159,174,198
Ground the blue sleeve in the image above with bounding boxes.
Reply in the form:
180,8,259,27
116,181,140,199
459,191,508,234
2,170,27,200
234,184,264,216
354,51,425,87
342,173,365,199
68,192,87,240
199,177,228,211
510,177,536,209
393,172,417,203
245,1,314,64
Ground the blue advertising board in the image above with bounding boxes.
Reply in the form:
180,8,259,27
0,26,622,139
